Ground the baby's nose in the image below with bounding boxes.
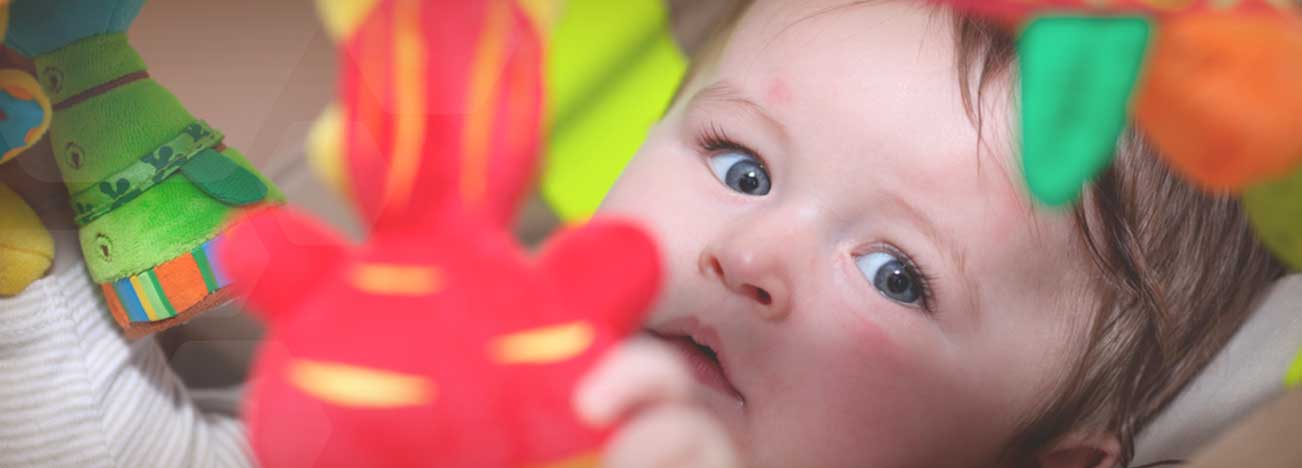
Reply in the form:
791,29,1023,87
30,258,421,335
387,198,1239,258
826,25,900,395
698,249,790,321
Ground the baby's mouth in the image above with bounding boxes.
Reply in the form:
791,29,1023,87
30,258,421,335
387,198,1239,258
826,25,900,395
646,327,745,404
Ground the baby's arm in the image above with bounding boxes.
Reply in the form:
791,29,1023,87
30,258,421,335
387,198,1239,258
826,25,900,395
0,252,251,467
0,1,270,465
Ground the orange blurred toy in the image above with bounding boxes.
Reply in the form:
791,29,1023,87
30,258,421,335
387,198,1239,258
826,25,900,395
938,0,1302,268
941,0,1302,195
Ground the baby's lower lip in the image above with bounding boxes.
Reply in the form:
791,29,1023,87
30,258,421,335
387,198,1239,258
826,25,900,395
654,332,744,403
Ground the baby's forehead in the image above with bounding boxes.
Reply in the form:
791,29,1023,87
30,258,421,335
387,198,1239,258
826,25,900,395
686,0,1081,275
704,2,1023,194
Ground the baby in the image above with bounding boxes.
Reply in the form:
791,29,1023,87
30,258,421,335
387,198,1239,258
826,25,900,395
581,1,1287,468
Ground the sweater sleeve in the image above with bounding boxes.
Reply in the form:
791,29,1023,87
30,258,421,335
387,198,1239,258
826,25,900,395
0,232,253,468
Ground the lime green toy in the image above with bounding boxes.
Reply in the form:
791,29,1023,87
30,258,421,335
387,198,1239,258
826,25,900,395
1287,349,1302,389
540,0,686,222
8,0,282,337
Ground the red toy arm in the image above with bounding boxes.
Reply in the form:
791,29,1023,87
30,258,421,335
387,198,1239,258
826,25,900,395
220,207,350,324
538,219,661,337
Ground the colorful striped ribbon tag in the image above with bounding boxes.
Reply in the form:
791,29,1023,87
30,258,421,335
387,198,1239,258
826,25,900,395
101,233,232,324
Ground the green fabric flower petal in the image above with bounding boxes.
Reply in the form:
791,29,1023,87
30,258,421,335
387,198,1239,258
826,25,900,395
1019,16,1151,207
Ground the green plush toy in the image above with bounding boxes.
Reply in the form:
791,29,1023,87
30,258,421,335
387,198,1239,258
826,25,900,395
8,0,282,338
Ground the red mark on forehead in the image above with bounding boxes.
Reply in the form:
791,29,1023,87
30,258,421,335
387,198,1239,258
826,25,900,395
766,79,791,106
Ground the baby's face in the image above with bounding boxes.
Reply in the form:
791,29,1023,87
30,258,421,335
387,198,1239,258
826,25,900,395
600,1,1094,467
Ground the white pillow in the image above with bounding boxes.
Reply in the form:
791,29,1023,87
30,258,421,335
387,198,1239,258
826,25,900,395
1133,274,1302,464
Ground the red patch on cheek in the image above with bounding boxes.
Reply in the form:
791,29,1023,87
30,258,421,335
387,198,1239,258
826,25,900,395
767,80,791,106
848,314,902,360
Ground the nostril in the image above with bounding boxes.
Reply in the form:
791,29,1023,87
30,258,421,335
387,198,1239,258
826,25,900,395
748,285,772,306
708,256,725,278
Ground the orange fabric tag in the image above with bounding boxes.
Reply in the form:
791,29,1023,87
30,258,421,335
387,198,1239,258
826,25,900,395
154,251,207,313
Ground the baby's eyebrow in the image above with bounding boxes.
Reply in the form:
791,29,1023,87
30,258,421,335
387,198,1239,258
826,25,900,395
688,80,790,143
884,190,976,308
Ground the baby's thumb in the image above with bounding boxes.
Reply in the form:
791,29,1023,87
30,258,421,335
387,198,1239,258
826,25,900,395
575,339,691,427
602,405,740,468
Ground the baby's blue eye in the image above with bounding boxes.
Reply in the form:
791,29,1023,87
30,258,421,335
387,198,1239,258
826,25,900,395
708,151,771,196
855,251,923,306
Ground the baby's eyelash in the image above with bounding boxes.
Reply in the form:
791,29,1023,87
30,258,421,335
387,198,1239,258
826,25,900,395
696,122,762,158
904,256,938,313
882,244,939,313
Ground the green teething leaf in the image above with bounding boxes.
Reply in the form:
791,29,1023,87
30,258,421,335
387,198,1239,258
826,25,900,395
1244,167,1302,271
180,148,269,206
540,0,686,222
1019,16,1151,206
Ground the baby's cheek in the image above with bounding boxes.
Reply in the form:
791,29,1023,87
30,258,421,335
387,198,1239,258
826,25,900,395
763,311,965,466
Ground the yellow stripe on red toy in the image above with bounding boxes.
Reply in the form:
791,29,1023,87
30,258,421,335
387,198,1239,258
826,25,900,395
490,322,596,364
338,0,544,230
380,0,428,215
289,359,436,408
349,262,443,296
461,0,513,206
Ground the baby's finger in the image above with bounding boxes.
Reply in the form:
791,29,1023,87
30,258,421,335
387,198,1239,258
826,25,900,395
601,405,739,468
576,338,691,426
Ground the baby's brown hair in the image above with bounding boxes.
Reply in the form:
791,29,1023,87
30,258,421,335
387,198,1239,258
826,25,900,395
954,17,1288,466
679,2,1289,466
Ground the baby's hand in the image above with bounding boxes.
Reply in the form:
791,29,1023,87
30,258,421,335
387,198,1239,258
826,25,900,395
577,339,740,468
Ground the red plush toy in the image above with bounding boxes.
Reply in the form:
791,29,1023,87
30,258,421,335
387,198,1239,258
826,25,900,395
219,0,661,466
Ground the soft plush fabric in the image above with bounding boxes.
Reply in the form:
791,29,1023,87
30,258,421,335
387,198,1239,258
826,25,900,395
46,75,282,285
1019,16,1150,206
181,149,270,206
29,33,147,107
69,121,225,225
19,10,282,335
221,1,660,466
0,70,51,163
0,183,53,296
0,2,55,297
1134,13,1302,191
935,0,1302,208
5,0,145,57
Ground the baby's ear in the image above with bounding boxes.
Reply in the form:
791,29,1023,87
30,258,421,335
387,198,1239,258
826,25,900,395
1034,432,1122,468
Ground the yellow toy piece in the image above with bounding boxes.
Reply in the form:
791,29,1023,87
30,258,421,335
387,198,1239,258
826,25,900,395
0,0,55,297
0,184,54,296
